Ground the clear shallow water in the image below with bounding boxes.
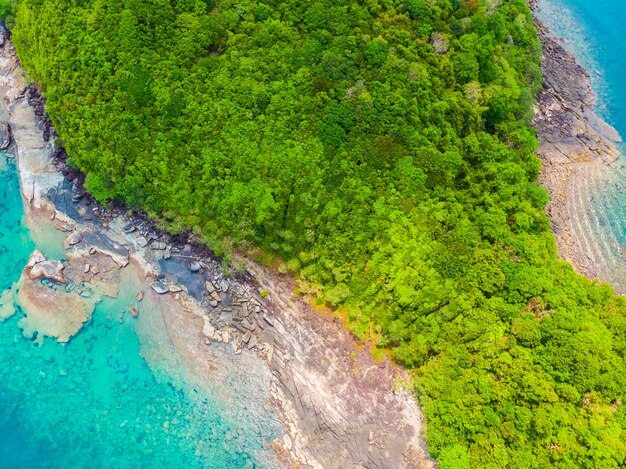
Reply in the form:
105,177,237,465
0,157,276,468
537,0,626,286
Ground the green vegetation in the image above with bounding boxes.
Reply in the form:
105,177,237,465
7,0,626,466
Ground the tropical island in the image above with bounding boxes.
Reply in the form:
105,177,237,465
0,0,625,467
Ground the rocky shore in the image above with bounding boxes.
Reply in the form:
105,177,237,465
0,26,433,468
530,2,626,293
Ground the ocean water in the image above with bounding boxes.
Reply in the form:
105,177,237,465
537,0,626,289
0,156,279,468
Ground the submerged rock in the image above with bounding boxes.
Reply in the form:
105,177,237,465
17,278,92,342
0,287,15,321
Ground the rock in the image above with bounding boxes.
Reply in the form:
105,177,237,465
205,281,216,293
89,247,97,255
247,334,258,349
128,306,139,318
0,121,11,150
84,263,90,274
150,281,169,294
219,279,229,292
150,241,167,250
189,260,202,272
136,236,148,248
90,265,100,275
66,231,83,246
135,291,144,302
164,248,171,259
242,318,256,331
56,223,74,232
210,291,221,302
169,284,182,293
209,300,218,307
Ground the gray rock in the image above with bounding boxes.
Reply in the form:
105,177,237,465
136,236,148,248
209,300,218,307
169,284,182,293
150,241,164,250
189,260,202,272
0,121,11,150
150,281,169,294
205,281,216,293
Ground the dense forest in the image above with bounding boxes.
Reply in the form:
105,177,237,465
4,0,626,466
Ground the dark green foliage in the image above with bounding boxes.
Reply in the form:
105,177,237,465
9,0,626,466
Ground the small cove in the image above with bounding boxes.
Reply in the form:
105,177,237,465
0,156,280,468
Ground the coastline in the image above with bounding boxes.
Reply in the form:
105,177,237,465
0,27,434,468
530,0,626,293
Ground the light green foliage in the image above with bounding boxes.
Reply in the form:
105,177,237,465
8,0,626,466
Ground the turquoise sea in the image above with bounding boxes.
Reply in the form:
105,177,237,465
0,156,279,467
537,0,626,289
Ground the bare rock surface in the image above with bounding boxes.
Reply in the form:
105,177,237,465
245,260,434,468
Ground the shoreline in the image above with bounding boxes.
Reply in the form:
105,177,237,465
530,1,626,293
0,27,433,468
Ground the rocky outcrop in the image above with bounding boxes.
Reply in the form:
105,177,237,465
25,250,66,284
16,244,126,342
533,23,621,164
